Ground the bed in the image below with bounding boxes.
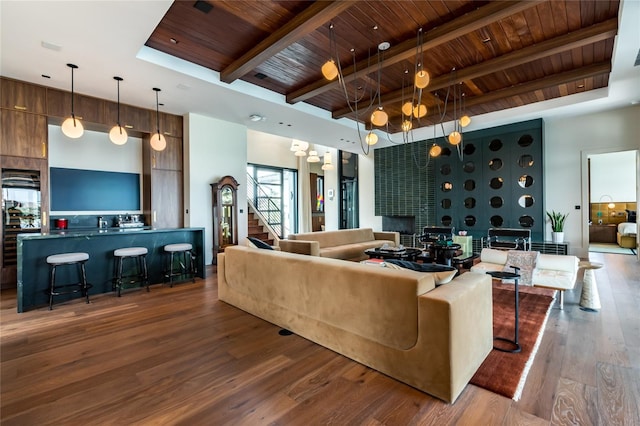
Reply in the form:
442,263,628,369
617,210,637,249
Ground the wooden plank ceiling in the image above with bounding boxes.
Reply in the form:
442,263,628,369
146,0,619,134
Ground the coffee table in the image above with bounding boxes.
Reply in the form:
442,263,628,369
364,247,422,262
487,268,522,354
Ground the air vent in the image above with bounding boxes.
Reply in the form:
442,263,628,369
635,48,640,67
255,72,268,80
193,0,213,14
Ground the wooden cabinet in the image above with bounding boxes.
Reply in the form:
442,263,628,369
46,88,104,124
104,101,151,134
142,135,184,230
589,224,617,243
150,136,183,171
151,111,183,138
0,110,48,158
0,78,47,114
147,170,183,229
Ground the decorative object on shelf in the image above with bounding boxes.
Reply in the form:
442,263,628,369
61,63,84,139
109,76,128,145
546,210,568,243
150,87,166,151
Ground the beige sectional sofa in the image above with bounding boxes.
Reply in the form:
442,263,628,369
217,245,493,403
470,248,579,309
278,228,399,261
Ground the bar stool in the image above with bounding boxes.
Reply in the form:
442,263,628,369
164,243,196,287
113,247,149,297
46,252,92,310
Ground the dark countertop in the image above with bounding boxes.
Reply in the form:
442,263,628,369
18,227,202,239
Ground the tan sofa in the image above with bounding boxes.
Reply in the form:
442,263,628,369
217,245,493,403
278,228,399,261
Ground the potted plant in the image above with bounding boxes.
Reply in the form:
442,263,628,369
546,210,568,243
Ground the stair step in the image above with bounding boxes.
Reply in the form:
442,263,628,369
248,225,264,233
250,232,269,240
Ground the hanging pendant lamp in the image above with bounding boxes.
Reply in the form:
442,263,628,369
109,76,128,145
61,64,84,139
150,88,167,151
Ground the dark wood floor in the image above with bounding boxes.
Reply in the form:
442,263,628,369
1,252,638,425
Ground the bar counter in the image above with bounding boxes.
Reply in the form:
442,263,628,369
16,227,205,312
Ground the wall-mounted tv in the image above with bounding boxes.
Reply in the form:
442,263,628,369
50,167,140,211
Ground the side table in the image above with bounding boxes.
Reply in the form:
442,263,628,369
579,261,602,312
487,268,522,353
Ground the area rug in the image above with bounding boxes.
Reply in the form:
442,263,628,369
470,282,555,401
589,243,636,255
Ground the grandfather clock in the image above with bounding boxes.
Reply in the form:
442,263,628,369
211,175,239,262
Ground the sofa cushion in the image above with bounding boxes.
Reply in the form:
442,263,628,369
532,269,576,290
470,262,505,274
289,228,375,248
479,248,509,265
502,250,538,286
536,253,578,273
321,240,397,261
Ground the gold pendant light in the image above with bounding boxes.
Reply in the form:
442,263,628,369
61,63,84,139
109,76,128,145
150,87,167,151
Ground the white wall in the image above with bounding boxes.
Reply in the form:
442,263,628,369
358,150,382,231
589,150,637,202
246,130,297,169
543,105,640,257
184,113,247,265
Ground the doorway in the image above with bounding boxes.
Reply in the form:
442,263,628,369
587,150,638,256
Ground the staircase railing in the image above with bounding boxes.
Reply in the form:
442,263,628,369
247,173,284,240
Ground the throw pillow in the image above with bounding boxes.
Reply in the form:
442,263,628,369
501,250,538,286
247,237,273,250
385,260,458,285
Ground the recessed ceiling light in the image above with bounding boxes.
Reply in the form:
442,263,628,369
170,38,179,44
41,74,51,79
249,114,265,122
577,84,585,88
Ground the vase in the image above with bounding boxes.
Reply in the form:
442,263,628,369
552,231,564,243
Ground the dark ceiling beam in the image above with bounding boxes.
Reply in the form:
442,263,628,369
379,61,612,130
220,1,353,84
332,18,618,119
286,0,545,104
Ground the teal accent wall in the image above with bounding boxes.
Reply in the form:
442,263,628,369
374,140,436,236
375,119,543,241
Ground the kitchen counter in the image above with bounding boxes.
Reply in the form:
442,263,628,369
16,227,205,312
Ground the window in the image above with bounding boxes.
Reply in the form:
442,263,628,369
247,164,298,237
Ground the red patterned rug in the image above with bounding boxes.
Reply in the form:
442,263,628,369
470,282,555,400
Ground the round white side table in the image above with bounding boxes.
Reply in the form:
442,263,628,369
579,261,603,312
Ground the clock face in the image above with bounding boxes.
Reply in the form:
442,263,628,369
221,186,234,205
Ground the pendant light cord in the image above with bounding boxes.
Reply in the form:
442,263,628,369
70,66,76,122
